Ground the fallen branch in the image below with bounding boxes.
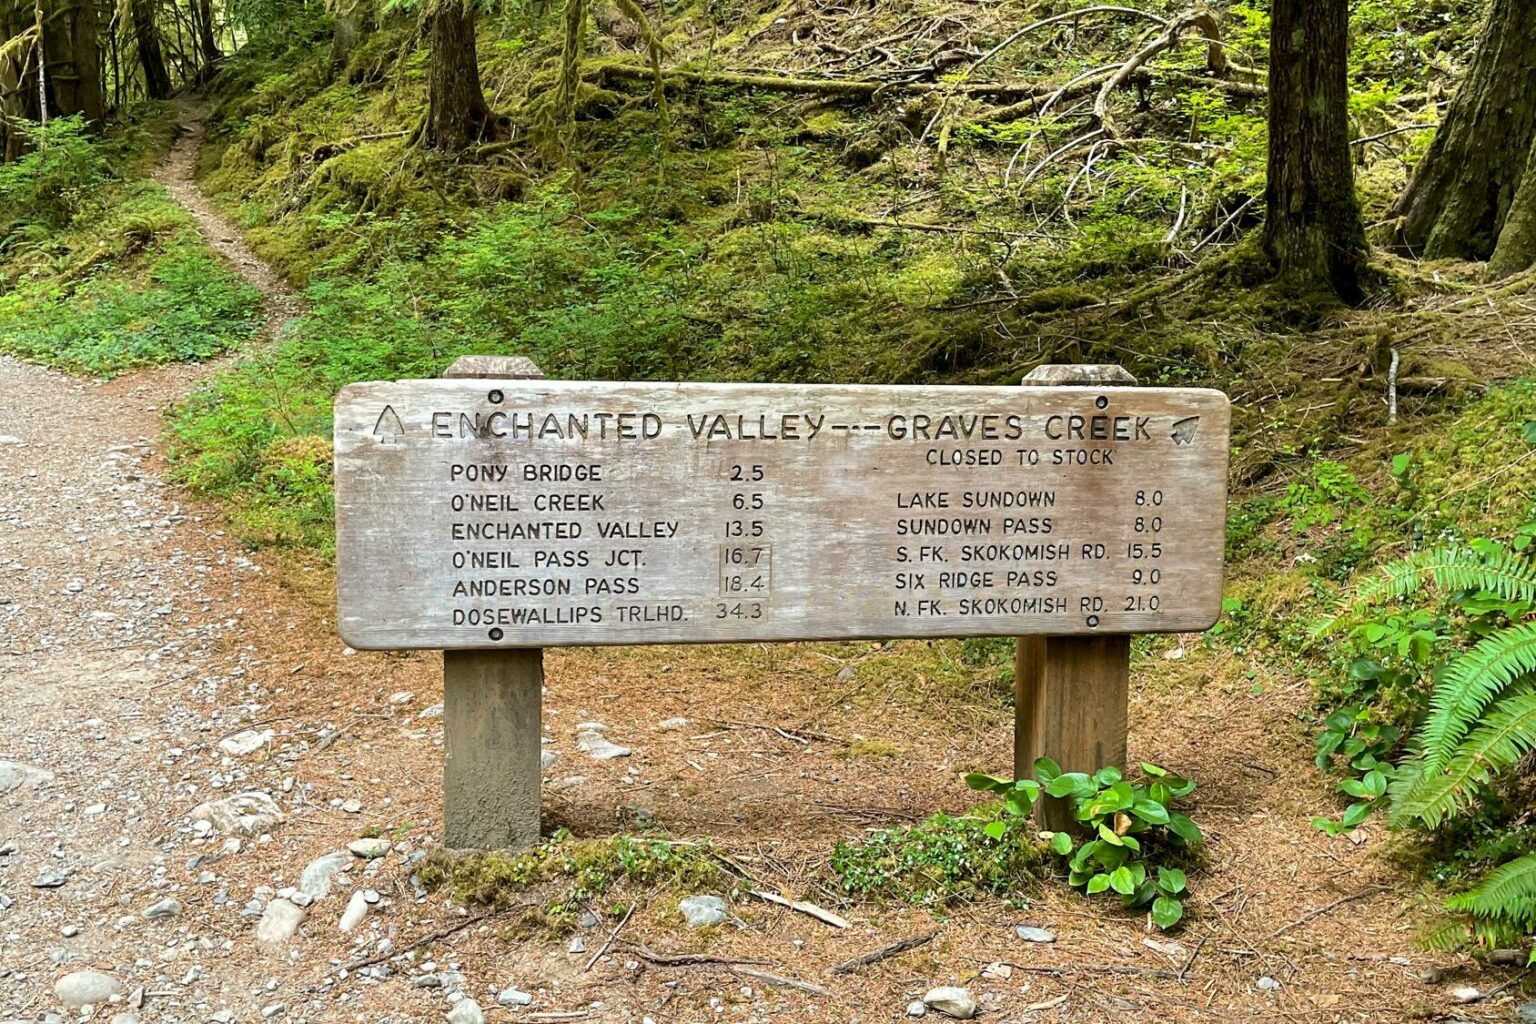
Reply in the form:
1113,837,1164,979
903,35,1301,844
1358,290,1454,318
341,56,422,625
1269,885,1388,940
748,890,851,929
1096,11,1217,138
340,904,529,972
597,63,1050,99
829,930,939,975
1005,962,1179,980
1351,123,1436,147
583,904,634,971
626,944,769,967
967,6,1172,79
731,966,833,996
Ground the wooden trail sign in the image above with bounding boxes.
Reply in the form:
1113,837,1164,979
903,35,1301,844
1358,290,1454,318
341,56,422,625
334,379,1230,651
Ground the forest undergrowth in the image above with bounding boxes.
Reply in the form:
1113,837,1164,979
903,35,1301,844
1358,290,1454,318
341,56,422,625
9,0,1536,962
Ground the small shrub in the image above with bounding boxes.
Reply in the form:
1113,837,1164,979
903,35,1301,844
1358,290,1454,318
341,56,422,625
830,808,1045,906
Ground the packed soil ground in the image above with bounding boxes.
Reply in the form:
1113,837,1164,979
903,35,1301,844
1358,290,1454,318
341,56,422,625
0,104,1527,1024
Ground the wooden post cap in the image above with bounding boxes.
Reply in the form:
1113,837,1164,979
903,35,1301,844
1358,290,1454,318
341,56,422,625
444,355,545,380
1021,364,1138,386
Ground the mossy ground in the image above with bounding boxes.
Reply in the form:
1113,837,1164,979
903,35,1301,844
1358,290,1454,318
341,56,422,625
0,105,263,377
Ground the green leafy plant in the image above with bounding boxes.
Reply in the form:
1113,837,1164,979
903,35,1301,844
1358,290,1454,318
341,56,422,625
1035,759,1201,929
1311,705,1399,836
1325,539,1536,951
966,760,1201,930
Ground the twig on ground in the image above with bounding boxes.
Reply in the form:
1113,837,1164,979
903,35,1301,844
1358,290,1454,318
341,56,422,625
625,944,770,967
340,905,529,972
829,929,939,974
1006,962,1180,980
1387,347,1400,425
1178,935,1206,981
1164,185,1190,244
1190,194,1257,253
583,904,634,971
1352,124,1435,148
748,889,851,929
1269,885,1388,940
967,6,1171,78
731,966,833,996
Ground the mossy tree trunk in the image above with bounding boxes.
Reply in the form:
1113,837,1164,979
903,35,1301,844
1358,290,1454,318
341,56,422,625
1261,0,1367,302
424,0,498,151
1390,0,1536,261
57,0,105,122
131,0,171,100
330,1,364,70
1490,143,1536,279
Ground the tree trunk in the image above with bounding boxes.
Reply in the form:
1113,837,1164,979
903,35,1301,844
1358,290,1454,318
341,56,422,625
1390,0,1536,261
194,0,220,73
1261,0,1367,302
55,0,106,122
1490,143,1536,279
131,0,171,100
424,0,497,150
330,4,363,70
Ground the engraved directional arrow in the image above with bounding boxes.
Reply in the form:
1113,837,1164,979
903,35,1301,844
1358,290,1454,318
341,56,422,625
1170,416,1200,446
372,405,406,444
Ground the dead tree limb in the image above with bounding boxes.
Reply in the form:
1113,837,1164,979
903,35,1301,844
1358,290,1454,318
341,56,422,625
1095,11,1217,138
596,63,1049,99
829,930,939,975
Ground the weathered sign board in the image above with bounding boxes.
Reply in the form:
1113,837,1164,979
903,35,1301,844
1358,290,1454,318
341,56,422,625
335,380,1230,650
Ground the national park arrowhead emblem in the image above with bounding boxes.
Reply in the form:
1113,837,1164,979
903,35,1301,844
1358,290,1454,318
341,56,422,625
1170,416,1200,445
372,405,405,444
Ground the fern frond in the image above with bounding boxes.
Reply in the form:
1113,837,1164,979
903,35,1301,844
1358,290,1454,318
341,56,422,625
1447,854,1536,931
1416,915,1472,952
1389,694,1536,828
1416,623,1536,774
1353,546,1536,607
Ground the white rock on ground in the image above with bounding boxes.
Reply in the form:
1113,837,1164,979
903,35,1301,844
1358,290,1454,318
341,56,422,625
142,898,181,919
906,1000,928,1018
54,970,122,1008
497,988,533,1007
298,850,352,898
338,890,370,932
347,837,390,859
217,728,273,756
189,791,282,836
255,899,305,944
576,730,631,760
0,761,54,793
678,895,727,927
923,987,976,1020
446,998,484,1024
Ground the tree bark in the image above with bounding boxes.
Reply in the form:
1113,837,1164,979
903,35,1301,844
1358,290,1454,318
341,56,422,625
424,0,497,150
1390,0,1536,261
194,0,221,74
131,0,171,100
1261,0,1367,302
55,0,106,122
1490,143,1536,279
330,4,363,70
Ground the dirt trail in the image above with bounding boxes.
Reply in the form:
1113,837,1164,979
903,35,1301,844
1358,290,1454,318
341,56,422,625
150,100,303,334
0,103,1522,1023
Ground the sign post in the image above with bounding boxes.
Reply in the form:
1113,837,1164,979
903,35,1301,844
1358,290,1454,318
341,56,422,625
441,355,545,850
333,365,1228,850
1016,364,1136,833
